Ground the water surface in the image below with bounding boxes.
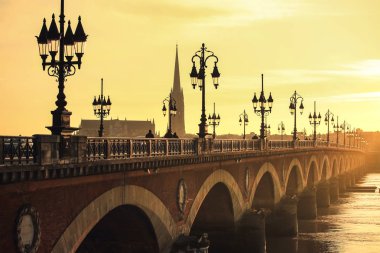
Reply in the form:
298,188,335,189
268,173,380,253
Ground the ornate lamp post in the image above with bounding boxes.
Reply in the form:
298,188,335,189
333,116,340,146
289,91,304,141
239,110,249,139
208,103,220,139
347,124,353,147
264,117,271,138
252,74,273,139
324,109,334,143
190,43,220,138
162,93,177,138
36,0,87,135
308,101,321,141
340,120,348,147
278,121,285,140
92,78,111,137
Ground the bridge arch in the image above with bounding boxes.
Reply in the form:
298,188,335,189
306,156,320,186
249,162,282,208
186,169,245,232
52,185,176,253
285,158,305,195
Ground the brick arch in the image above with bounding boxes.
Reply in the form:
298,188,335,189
285,158,305,194
185,169,245,233
248,162,283,208
320,155,331,180
52,185,176,253
305,155,320,185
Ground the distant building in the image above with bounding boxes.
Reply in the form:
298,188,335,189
78,118,155,137
170,45,186,137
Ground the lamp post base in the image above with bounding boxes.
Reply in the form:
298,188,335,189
47,109,79,136
197,123,209,139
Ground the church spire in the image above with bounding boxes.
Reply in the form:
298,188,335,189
173,44,181,92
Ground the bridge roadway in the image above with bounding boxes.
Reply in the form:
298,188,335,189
0,135,366,253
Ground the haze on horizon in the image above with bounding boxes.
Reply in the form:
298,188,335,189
1,0,380,136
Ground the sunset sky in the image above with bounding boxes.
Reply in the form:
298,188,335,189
1,0,380,136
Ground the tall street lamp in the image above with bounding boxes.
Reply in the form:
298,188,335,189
92,78,111,137
162,93,177,138
252,74,273,139
347,125,353,147
264,116,271,138
289,91,304,141
278,121,285,140
208,103,220,139
308,101,321,141
239,110,249,139
333,116,340,146
36,0,87,135
190,43,220,138
324,109,334,143
340,120,348,147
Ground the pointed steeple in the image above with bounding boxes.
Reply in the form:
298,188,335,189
171,44,186,136
173,44,181,92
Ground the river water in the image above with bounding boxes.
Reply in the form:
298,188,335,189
267,173,380,253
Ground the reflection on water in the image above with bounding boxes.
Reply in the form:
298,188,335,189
267,173,380,253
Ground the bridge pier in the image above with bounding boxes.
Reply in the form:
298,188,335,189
236,209,266,253
266,196,298,237
316,182,330,207
339,175,346,194
329,178,339,202
297,186,317,220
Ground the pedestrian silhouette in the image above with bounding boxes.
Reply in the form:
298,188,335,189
145,129,154,138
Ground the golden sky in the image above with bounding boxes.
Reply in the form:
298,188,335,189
1,0,380,136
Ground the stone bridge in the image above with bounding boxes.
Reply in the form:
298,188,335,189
0,136,366,253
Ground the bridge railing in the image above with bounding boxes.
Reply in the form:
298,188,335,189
298,140,315,148
87,137,197,161
0,136,36,165
267,140,293,149
0,135,366,166
316,140,329,147
212,139,260,152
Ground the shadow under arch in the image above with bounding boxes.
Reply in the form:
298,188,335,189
320,155,331,181
285,158,305,195
52,185,176,253
331,156,339,178
185,169,245,232
339,156,345,174
249,162,282,208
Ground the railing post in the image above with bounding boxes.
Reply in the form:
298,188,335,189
129,139,133,158
166,139,169,156
104,139,111,159
180,140,184,155
33,135,60,165
148,140,152,157
70,136,87,163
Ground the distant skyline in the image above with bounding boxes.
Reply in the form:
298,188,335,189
1,0,380,136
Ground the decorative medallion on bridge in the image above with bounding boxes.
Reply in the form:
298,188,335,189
16,204,41,253
245,168,250,194
177,178,188,214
